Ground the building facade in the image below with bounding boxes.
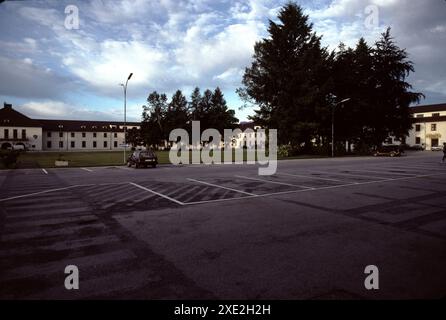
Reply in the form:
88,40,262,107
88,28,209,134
0,103,140,151
407,104,446,150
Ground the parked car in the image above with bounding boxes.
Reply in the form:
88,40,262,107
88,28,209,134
127,150,158,168
373,145,402,157
431,146,443,151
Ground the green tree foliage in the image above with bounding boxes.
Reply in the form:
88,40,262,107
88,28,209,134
141,91,168,147
237,3,332,150
141,87,238,149
239,2,424,152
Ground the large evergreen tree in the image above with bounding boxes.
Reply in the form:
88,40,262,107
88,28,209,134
238,2,332,149
370,28,424,145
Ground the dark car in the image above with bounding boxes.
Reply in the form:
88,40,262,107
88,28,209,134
373,145,402,157
127,150,158,168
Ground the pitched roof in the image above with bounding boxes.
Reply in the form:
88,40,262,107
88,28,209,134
0,103,140,131
410,103,446,114
36,119,140,132
0,103,42,127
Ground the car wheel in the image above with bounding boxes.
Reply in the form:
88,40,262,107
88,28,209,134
127,161,131,167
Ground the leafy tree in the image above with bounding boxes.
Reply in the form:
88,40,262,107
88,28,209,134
126,127,143,147
141,91,168,148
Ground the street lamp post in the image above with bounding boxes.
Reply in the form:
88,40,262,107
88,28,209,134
331,97,351,158
120,73,133,164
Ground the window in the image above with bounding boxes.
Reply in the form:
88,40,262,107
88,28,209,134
82,141,86,148
114,132,118,138
71,132,75,138
59,132,63,138
415,137,421,144
104,133,107,138
114,141,118,148
47,132,52,137
93,141,97,148
432,113,440,117
104,141,108,148
416,114,424,118
59,141,64,148
386,137,393,144
415,124,421,132
71,141,75,148
21,129,26,139
47,141,52,148
431,124,437,131
4,129,9,139
13,129,18,139
82,132,86,138
93,132,97,138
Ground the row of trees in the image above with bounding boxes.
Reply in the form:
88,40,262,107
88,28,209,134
237,3,423,153
139,87,238,147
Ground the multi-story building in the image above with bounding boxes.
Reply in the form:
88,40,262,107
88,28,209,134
406,103,446,150
0,103,140,151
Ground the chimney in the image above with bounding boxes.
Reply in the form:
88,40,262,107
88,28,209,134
4,102,12,110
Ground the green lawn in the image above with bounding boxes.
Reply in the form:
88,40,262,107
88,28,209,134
0,150,329,169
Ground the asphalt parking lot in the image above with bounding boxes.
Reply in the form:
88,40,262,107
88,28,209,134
1,152,446,299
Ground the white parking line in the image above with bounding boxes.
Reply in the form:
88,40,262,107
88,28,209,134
234,175,316,189
343,169,417,176
42,169,48,175
393,164,446,171
277,172,349,183
81,168,93,172
0,184,95,202
187,178,257,196
182,172,446,205
310,170,388,180
129,182,185,206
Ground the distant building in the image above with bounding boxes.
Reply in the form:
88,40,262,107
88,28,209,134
0,103,140,151
407,104,446,150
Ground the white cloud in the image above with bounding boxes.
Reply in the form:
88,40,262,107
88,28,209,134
18,100,126,121
63,40,167,92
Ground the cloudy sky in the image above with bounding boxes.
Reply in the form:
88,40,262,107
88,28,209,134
0,0,445,122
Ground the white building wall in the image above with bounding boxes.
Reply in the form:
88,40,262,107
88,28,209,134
408,121,446,150
0,126,43,150
41,131,129,151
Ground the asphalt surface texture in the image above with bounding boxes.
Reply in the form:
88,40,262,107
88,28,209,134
1,151,445,299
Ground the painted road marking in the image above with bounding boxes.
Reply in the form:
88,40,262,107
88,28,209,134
235,175,316,189
129,182,185,206
0,184,95,203
187,178,257,196
81,168,93,172
42,169,48,175
277,172,349,183
309,170,389,180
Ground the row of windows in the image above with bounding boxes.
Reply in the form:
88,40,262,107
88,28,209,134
415,124,438,132
3,129,26,139
416,113,441,118
47,132,119,138
47,141,119,149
